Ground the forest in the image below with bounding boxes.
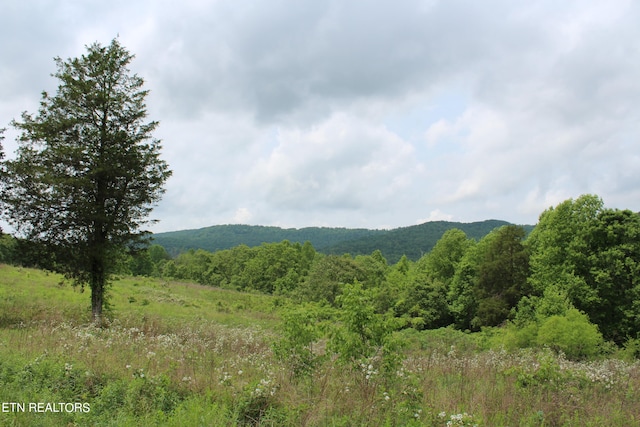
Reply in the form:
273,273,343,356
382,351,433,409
5,193,635,355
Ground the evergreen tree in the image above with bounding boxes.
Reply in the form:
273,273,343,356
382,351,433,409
473,225,530,328
0,39,171,323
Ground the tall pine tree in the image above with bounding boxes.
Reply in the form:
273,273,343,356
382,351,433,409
1,39,171,323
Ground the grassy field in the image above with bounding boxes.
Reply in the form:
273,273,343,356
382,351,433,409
1,264,639,426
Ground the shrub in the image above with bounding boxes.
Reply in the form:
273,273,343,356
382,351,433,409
272,303,329,377
536,309,604,359
329,282,403,374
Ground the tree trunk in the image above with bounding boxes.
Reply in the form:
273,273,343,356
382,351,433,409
91,173,108,325
90,254,106,325
91,283,103,325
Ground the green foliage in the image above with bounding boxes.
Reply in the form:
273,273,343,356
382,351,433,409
294,254,365,304
329,282,403,374
126,244,171,277
207,244,253,289
0,232,17,264
510,349,568,390
390,230,453,329
501,308,604,360
128,249,154,277
146,196,640,351
527,194,604,299
326,219,520,263
376,255,412,314
448,255,479,330
148,244,171,264
153,224,384,257
162,241,314,296
582,208,640,343
527,195,640,343
422,229,473,282
239,241,308,294
513,285,572,327
153,220,518,263
0,39,171,322
163,396,232,427
93,374,183,417
396,230,472,330
536,309,604,359
273,303,330,377
474,296,511,329
620,338,640,361
2,265,640,426
354,249,389,289
398,275,452,330
234,379,283,426
472,225,530,328
500,286,604,359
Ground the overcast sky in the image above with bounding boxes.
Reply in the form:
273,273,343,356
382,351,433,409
2,1,639,232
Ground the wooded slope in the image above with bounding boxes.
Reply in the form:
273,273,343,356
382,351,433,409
152,220,532,262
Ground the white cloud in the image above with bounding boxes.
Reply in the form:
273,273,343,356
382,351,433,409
243,113,420,215
2,0,640,232
233,208,253,224
418,210,455,223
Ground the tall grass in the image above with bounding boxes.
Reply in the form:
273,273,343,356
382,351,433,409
1,264,639,426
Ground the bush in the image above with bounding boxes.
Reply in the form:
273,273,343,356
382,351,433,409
329,282,403,374
536,309,604,359
273,303,329,377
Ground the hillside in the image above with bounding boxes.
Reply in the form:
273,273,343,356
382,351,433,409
322,219,524,262
152,224,385,257
153,220,534,262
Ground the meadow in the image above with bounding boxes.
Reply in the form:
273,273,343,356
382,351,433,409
0,264,639,426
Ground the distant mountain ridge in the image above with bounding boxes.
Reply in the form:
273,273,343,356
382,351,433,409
322,220,529,262
152,220,534,263
152,224,384,257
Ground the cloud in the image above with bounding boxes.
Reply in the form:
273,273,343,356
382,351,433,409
241,113,420,221
134,0,540,124
233,208,253,224
418,210,455,223
2,0,640,232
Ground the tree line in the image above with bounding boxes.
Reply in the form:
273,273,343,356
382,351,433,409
121,194,640,350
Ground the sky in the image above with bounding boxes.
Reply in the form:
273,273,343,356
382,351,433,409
2,1,640,233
